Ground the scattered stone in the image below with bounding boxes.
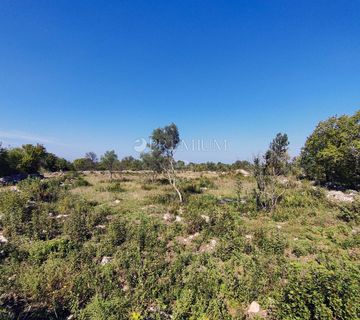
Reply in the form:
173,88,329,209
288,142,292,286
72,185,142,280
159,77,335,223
199,239,217,253
148,306,158,313
278,177,289,185
67,315,74,320
122,284,129,292
200,187,208,192
201,215,210,223
218,198,236,205
8,274,16,281
55,214,69,219
327,190,356,203
26,200,37,207
0,232,8,244
175,215,182,222
245,234,253,240
95,224,106,229
246,301,267,318
235,169,250,177
187,233,199,241
163,212,174,222
0,173,44,186
100,256,112,265
276,225,282,230
177,232,199,245
247,301,260,314
114,199,121,204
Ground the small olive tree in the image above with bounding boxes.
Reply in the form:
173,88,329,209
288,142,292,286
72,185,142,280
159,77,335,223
140,151,163,182
265,133,290,175
253,133,289,212
147,123,183,203
253,155,284,212
100,150,118,180
85,152,98,170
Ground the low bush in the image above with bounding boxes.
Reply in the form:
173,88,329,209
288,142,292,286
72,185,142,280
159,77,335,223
275,260,360,319
79,295,129,320
28,238,75,264
97,181,125,193
179,176,215,195
107,217,127,246
337,200,360,223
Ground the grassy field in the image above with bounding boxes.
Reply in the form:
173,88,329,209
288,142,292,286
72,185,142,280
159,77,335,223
0,171,359,319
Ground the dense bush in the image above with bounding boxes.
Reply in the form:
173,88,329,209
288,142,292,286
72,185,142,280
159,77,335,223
97,181,124,193
1,171,359,319
337,200,360,223
180,176,215,195
0,143,72,177
301,110,360,189
275,260,360,319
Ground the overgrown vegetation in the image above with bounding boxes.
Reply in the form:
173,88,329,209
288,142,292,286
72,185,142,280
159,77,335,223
0,167,359,319
301,110,360,189
1,112,359,319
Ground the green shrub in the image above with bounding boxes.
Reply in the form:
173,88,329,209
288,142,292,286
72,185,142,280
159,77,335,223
28,238,75,263
281,185,325,209
79,295,128,320
337,200,360,223
18,177,63,202
98,181,124,193
73,176,92,187
63,201,92,243
300,110,360,189
291,240,315,257
179,176,215,195
253,229,288,255
107,218,127,246
14,257,75,319
150,192,177,204
140,183,153,190
276,261,360,319
0,189,59,239
0,190,32,237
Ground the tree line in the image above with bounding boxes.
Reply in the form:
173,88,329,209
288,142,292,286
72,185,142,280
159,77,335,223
0,144,252,177
1,110,359,190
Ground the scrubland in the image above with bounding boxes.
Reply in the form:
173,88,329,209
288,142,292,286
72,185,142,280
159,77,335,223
0,170,359,319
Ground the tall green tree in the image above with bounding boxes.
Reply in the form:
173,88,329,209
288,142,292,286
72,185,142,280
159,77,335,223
265,133,290,175
73,158,93,171
7,144,47,174
141,151,163,181
100,150,118,180
0,143,12,177
119,156,143,171
44,153,71,172
85,152,98,170
301,110,360,188
148,123,182,202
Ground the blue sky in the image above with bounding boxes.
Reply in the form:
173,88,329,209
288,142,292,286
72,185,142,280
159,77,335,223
0,0,359,163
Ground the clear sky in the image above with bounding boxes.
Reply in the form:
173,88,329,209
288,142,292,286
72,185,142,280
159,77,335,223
0,1,359,163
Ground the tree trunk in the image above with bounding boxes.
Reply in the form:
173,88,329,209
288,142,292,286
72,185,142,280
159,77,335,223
164,158,183,204
173,183,183,203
